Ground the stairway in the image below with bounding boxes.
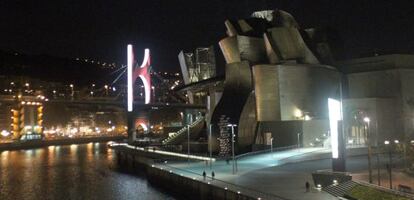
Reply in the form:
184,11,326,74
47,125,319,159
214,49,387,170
162,117,205,145
323,180,358,197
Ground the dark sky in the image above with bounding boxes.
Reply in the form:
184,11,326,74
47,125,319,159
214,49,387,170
1,0,414,72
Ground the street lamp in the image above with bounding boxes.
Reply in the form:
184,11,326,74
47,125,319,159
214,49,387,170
270,137,274,155
151,86,155,102
209,124,213,170
69,84,74,99
384,139,398,189
187,124,190,164
227,123,237,174
364,117,373,184
104,85,109,96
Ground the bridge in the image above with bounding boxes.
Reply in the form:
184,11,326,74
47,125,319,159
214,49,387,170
0,45,204,141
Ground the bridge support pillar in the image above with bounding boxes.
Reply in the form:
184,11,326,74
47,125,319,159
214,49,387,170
127,112,136,143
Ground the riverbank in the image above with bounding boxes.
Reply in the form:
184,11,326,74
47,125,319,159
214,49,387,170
112,145,413,200
0,136,126,151
112,144,285,200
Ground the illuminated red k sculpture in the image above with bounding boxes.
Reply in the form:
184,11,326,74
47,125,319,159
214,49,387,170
127,44,151,112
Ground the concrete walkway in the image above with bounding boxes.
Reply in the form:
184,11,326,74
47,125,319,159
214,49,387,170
156,147,337,200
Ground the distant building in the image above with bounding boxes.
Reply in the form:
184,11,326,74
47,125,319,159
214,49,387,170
339,54,414,146
178,46,217,104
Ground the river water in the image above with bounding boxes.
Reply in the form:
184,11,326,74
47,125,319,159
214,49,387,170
0,143,175,200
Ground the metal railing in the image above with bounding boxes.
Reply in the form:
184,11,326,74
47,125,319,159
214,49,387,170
162,117,204,145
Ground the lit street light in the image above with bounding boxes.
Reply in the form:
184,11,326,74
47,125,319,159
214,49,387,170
384,139,399,189
270,137,274,155
104,85,109,95
364,116,373,184
151,86,155,102
187,124,190,164
208,124,213,170
69,84,74,99
227,123,237,174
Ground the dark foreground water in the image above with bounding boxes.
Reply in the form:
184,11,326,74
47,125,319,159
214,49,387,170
0,143,175,200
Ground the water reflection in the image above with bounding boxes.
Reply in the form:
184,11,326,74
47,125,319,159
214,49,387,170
0,144,174,200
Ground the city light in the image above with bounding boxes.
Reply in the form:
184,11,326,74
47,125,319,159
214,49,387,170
1,130,10,137
294,109,303,118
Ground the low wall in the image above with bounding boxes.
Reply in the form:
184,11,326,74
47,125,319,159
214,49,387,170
147,166,255,200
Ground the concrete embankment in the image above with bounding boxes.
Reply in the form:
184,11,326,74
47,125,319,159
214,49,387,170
113,145,263,200
0,136,125,151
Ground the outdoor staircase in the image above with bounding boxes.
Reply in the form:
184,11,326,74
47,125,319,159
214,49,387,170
162,117,205,145
323,180,358,197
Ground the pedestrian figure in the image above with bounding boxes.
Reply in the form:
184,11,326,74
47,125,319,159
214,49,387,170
202,171,206,181
305,181,310,192
226,159,230,165
211,171,215,180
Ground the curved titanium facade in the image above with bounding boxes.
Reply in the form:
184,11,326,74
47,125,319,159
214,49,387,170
237,92,258,152
253,64,341,121
210,61,252,125
219,36,267,65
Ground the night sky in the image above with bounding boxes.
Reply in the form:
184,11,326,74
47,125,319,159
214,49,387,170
1,0,414,72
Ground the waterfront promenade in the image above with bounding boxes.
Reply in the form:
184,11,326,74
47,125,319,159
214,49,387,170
112,143,413,199
156,147,337,200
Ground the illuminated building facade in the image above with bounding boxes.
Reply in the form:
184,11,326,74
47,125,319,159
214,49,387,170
177,9,342,154
178,46,217,104
10,97,44,140
176,9,414,155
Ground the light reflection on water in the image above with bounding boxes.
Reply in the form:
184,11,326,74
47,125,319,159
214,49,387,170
0,143,175,200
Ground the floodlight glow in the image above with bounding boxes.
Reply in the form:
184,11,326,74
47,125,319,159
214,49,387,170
294,109,303,118
328,98,342,159
139,123,148,132
1,130,10,137
127,44,134,112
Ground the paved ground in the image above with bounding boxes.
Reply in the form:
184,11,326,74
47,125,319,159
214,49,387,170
155,147,412,200
157,148,337,200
